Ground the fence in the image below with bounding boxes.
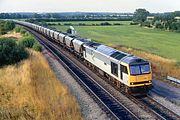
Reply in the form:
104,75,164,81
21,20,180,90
166,76,180,84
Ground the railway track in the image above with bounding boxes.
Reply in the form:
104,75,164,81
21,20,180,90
25,27,179,120
124,94,179,120
28,28,139,120
97,77,179,120
138,95,179,120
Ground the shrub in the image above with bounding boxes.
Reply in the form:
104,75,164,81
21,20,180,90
32,42,42,52
176,29,180,33
0,28,7,35
14,26,32,37
24,32,32,37
0,38,28,66
0,21,7,35
47,23,56,26
14,26,21,33
64,23,73,26
141,21,151,27
100,22,112,26
169,21,180,31
79,23,86,26
113,23,123,25
18,36,36,48
155,21,164,29
0,20,15,35
20,29,27,34
4,21,15,31
130,22,139,25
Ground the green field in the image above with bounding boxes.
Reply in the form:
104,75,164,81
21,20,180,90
50,22,180,62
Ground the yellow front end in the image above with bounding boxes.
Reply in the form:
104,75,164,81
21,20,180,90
128,73,152,87
127,64,152,87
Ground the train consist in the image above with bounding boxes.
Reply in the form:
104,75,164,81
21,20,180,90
15,20,152,94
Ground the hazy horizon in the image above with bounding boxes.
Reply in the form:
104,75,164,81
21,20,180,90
0,0,179,13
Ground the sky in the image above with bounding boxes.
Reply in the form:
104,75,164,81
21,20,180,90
0,0,179,13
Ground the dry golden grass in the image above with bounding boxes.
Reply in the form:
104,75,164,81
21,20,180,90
0,49,82,120
112,45,180,80
0,32,22,40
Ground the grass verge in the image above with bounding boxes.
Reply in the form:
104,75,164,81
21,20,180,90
0,49,82,120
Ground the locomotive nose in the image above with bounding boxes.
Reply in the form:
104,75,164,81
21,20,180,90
136,75,149,82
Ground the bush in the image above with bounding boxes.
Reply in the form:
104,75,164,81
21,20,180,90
14,26,32,37
100,22,112,26
18,36,42,52
169,21,180,31
130,22,139,25
32,43,42,52
155,21,164,29
20,29,27,34
0,38,28,66
64,23,73,26
113,23,123,25
4,21,15,31
0,28,7,35
14,26,21,33
47,23,56,26
24,32,32,37
141,21,151,27
18,36,36,48
0,20,15,35
79,23,86,26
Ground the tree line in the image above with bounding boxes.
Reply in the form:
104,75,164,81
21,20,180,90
46,22,123,26
0,13,133,21
133,9,180,32
25,18,132,24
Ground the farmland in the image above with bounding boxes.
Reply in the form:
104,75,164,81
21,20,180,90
49,21,180,62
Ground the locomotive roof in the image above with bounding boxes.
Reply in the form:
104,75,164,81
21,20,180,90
121,56,149,65
96,45,116,56
96,45,130,61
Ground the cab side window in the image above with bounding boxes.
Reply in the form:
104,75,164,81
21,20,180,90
111,62,118,77
120,65,128,79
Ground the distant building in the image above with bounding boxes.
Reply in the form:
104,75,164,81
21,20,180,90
146,16,155,21
175,16,180,21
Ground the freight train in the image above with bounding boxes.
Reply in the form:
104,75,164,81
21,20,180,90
15,20,152,94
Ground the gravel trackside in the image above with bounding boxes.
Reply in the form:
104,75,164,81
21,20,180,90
42,48,109,120
149,80,180,116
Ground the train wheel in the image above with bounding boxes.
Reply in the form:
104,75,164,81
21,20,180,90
117,81,120,88
125,86,129,93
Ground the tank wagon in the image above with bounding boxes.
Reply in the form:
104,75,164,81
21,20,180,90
15,20,152,94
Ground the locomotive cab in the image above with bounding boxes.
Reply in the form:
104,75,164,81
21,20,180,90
122,57,152,94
